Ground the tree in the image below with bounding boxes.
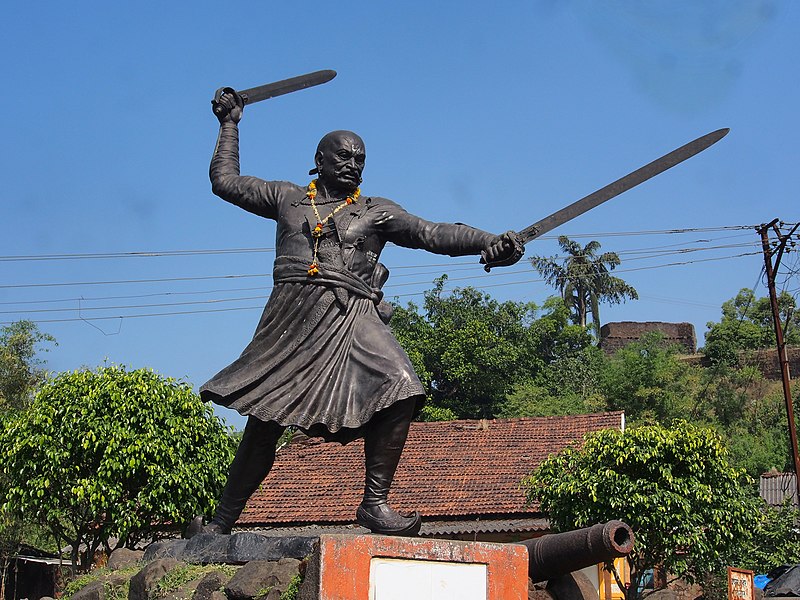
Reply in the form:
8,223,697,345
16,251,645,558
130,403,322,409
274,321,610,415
599,332,702,424
741,500,800,574
696,499,800,600
712,376,798,478
524,422,759,600
390,277,593,418
499,345,606,418
0,320,56,410
0,365,236,572
530,236,638,335
704,288,800,366
0,321,55,597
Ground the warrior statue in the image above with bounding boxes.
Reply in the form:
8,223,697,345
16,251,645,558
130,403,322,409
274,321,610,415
193,87,525,537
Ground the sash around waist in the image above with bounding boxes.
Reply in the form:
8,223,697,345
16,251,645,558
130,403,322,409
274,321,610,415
272,256,384,304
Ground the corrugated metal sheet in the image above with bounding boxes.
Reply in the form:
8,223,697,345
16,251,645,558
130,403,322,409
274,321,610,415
421,518,549,536
760,472,798,507
241,518,550,538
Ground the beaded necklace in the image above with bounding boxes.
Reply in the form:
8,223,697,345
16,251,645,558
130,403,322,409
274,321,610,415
306,179,361,276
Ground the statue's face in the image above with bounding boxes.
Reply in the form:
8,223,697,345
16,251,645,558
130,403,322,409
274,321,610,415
316,131,366,193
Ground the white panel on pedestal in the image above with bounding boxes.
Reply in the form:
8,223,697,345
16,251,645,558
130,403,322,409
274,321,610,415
369,558,488,600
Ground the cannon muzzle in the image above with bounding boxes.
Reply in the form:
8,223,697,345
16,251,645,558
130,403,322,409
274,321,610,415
523,520,634,583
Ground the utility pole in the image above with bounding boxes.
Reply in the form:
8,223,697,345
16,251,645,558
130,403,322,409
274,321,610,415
757,219,800,505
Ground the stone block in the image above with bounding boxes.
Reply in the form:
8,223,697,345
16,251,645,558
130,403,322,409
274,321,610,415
71,580,105,600
128,558,182,600
228,532,316,563
193,570,231,600
107,547,143,570
183,533,231,564
225,561,282,600
546,572,600,600
142,532,316,565
143,539,188,562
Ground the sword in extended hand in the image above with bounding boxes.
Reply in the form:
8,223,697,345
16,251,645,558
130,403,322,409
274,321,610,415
483,128,730,271
212,69,337,116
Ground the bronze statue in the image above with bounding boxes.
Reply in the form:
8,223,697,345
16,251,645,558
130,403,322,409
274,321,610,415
195,88,524,537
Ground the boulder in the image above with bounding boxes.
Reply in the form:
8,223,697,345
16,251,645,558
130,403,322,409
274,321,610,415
107,547,143,570
546,572,600,600
225,559,300,600
70,580,105,600
128,558,182,600
193,570,231,600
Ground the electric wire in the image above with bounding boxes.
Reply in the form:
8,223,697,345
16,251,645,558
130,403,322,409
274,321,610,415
0,250,759,324
0,224,771,326
0,245,759,309
0,235,761,292
0,224,758,263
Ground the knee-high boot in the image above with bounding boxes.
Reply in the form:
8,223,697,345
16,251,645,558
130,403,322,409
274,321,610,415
205,416,284,534
356,398,422,536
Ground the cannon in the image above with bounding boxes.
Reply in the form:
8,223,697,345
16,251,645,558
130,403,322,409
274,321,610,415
522,520,634,583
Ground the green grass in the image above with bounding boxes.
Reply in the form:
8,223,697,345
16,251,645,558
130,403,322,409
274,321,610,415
63,562,238,599
279,573,303,600
152,563,238,598
62,564,141,598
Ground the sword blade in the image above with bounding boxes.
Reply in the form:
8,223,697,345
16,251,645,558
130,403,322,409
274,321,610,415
519,128,730,244
237,70,337,105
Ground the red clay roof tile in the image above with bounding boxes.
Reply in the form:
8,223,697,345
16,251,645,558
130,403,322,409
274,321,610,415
239,411,624,525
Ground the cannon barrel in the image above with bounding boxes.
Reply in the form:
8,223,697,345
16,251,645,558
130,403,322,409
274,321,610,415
522,520,634,583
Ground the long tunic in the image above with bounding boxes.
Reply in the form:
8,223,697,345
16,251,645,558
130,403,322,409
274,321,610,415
200,122,496,436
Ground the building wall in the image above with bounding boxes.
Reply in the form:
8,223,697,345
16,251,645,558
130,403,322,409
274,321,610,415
599,322,697,354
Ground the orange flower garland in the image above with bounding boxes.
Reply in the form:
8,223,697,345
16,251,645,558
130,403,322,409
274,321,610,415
306,179,361,276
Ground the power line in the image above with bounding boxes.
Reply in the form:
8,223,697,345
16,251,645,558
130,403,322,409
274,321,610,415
2,249,756,324
0,237,759,292
1,305,264,325
0,248,276,262
0,224,758,263
0,285,272,306
0,273,274,290
0,295,269,315
0,245,746,312
0,246,758,309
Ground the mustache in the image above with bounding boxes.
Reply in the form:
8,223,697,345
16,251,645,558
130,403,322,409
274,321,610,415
335,168,362,183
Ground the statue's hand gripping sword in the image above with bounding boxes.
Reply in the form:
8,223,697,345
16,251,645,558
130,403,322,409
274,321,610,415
212,69,337,116
482,128,730,271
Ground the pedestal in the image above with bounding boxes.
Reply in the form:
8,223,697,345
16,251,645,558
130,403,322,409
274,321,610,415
299,534,528,600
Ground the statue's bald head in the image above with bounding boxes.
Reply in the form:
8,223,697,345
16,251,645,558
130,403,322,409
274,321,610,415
311,131,366,193
316,130,365,157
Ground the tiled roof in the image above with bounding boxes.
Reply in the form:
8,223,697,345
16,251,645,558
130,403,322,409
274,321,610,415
239,411,624,526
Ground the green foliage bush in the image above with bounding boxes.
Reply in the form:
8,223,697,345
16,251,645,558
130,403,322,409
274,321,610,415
0,365,236,572
390,277,593,418
524,422,760,600
600,332,702,423
704,288,800,366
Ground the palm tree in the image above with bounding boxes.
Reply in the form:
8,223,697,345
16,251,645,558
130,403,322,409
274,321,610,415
530,236,638,335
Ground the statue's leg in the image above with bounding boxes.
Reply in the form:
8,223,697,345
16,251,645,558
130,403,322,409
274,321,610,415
204,416,285,534
356,396,422,536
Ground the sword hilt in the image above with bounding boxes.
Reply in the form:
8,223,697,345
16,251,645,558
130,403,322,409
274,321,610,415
212,87,245,117
480,231,526,272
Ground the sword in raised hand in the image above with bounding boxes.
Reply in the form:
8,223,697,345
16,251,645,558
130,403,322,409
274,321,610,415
482,128,730,271
212,69,337,116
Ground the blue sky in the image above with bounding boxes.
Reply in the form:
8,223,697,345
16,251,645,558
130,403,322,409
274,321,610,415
2,1,797,429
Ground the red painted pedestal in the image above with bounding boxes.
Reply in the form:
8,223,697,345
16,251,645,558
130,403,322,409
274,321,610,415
299,534,528,600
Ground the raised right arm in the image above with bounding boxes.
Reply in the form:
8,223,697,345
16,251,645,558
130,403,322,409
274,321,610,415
209,90,279,219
